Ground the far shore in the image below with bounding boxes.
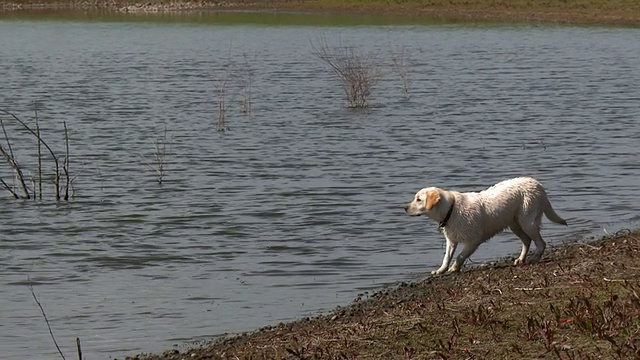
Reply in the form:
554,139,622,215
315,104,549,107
2,0,640,26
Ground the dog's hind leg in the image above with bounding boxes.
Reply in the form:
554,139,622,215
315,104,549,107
521,222,546,263
448,241,481,273
510,222,532,265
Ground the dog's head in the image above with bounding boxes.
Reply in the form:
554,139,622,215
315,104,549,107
404,187,442,216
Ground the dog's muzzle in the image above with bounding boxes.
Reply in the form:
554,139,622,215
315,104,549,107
404,205,421,216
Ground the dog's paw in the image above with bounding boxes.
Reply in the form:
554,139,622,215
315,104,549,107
513,258,525,266
431,268,446,275
447,266,460,273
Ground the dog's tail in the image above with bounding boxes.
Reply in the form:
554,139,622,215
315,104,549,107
544,201,567,226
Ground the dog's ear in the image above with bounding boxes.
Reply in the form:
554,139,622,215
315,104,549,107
425,189,440,210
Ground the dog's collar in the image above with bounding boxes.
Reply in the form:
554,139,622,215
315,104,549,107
438,198,455,231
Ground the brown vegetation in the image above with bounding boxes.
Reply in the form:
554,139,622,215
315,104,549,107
130,229,640,360
0,109,73,200
2,0,640,26
311,37,382,108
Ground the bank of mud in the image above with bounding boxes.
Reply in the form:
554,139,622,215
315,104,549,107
125,229,640,360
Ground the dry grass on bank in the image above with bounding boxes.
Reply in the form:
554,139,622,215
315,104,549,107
131,229,640,360
2,0,640,26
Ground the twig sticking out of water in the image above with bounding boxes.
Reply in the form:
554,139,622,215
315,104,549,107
391,45,411,100
76,337,82,360
28,277,67,360
240,52,256,114
0,109,67,200
63,121,70,200
215,45,233,132
35,106,42,200
311,35,382,108
0,116,30,198
153,126,170,184
140,125,172,185
217,81,227,132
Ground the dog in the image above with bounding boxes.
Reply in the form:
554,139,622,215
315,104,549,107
404,177,567,274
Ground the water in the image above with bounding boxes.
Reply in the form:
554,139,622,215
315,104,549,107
0,13,639,360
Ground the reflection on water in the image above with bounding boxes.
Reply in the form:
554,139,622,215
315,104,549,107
0,13,639,359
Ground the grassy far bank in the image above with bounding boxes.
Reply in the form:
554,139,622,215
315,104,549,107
126,229,640,360
1,0,640,26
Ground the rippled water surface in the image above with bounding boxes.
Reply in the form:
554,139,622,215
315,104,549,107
1,13,639,359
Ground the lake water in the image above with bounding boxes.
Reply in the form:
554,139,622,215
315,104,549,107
0,11,639,360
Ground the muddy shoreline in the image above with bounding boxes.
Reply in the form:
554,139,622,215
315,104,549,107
127,229,640,360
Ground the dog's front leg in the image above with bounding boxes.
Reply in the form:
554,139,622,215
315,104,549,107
432,238,457,275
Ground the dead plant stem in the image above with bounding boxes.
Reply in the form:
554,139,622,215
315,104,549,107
76,337,82,360
63,121,70,200
0,109,61,200
0,117,30,198
35,107,42,200
28,278,66,360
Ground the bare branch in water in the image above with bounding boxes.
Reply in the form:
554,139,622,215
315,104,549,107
63,121,70,200
76,337,82,360
0,116,30,198
239,52,256,114
311,35,382,108
35,106,43,200
28,277,67,360
0,109,61,200
138,125,172,185
152,125,171,185
391,45,411,100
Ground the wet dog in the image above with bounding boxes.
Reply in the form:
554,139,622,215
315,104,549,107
404,177,567,274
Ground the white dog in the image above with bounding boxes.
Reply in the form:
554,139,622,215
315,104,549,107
404,177,567,274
